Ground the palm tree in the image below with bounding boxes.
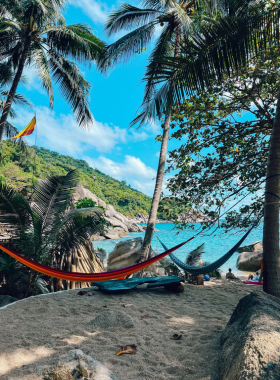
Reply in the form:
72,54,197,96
0,62,33,140
0,0,105,139
0,169,107,294
99,0,194,263
152,2,280,296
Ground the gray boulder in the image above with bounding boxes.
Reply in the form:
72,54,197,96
73,185,99,206
0,295,18,308
107,237,159,274
237,250,263,271
219,291,280,380
236,241,263,271
237,241,263,253
41,349,119,380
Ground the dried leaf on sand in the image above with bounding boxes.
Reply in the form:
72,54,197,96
115,344,137,356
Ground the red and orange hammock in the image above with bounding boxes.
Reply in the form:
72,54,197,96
0,238,193,282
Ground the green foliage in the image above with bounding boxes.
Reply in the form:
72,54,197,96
185,244,205,266
167,45,279,231
74,197,97,209
0,170,107,296
0,0,104,127
0,252,25,297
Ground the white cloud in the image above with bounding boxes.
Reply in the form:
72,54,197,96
71,0,113,24
86,155,158,195
13,107,127,155
85,155,172,196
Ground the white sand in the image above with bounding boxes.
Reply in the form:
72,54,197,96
0,280,260,380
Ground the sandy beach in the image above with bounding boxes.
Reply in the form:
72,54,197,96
0,280,260,380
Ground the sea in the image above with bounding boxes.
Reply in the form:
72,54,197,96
92,222,263,275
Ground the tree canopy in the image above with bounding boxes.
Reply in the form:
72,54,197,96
166,45,279,232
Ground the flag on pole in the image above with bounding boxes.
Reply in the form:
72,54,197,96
12,116,36,139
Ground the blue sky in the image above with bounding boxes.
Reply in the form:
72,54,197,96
13,0,181,196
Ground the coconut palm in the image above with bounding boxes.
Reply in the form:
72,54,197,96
0,62,33,140
99,0,195,264
153,2,280,296
0,169,107,295
0,0,105,139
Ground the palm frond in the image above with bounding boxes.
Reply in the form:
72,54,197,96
47,50,93,127
185,243,205,266
46,24,104,64
31,169,80,238
0,182,32,234
31,46,54,107
105,4,162,36
99,21,157,71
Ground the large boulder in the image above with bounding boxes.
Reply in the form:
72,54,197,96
218,291,280,380
0,295,18,308
105,204,116,218
237,241,263,253
107,237,159,274
73,185,99,205
237,250,263,271
41,349,119,380
236,241,263,271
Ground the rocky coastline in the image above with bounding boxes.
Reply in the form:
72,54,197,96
74,185,212,242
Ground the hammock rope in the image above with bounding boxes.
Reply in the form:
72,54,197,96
156,222,257,275
0,239,192,282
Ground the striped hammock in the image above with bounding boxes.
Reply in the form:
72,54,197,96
0,239,191,282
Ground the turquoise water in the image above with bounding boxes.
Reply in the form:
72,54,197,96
92,222,263,274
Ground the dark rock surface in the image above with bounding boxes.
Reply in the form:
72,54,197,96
218,291,280,380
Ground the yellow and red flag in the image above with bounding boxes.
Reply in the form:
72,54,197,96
12,116,36,139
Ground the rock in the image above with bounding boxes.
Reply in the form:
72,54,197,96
218,291,280,380
105,204,116,218
236,249,263,271
127,223,139,232
0,295,18,308
73,185,99,205
107,237,159,274
41,349,119,380
237,241,263,253
98,198,106,209
90,309,134,330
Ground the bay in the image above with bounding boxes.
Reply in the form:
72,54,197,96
92,222,263,275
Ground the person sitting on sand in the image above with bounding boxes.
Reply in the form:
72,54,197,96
226,268,236,279
248,271,261,281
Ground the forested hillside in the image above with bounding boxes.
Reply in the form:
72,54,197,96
0,141,153,216
0,141,187,218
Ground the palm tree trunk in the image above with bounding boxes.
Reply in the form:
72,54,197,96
263,91,280,298
140,24,181,264
0,37,31,140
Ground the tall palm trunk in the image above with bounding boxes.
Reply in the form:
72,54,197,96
0,36,31,140
263,91,280,297
140,24,181,263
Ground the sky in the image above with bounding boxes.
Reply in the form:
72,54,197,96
13,0,180,197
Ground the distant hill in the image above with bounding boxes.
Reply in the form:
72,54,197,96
0,141,187,218
0,141,153,217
